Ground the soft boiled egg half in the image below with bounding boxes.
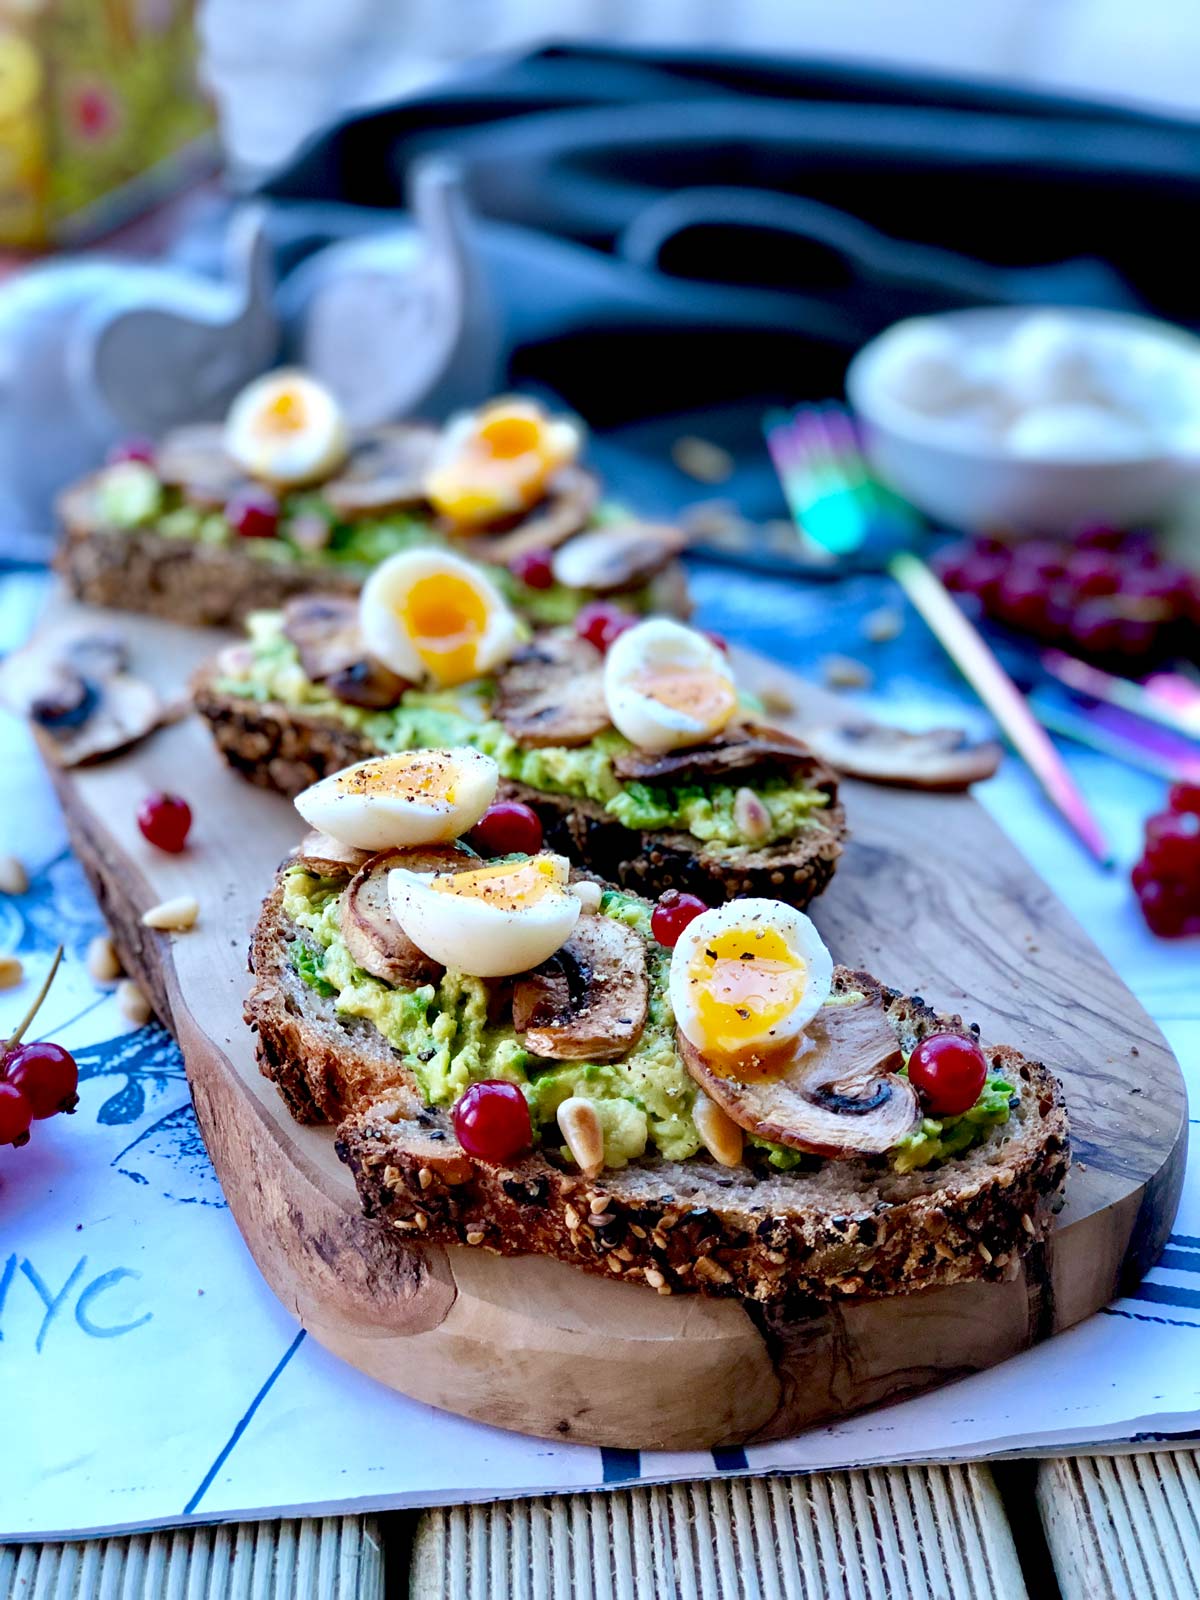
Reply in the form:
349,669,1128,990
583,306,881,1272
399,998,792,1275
670,899,833,1066
425,397,582,527
225,370,350,488
360,549,522,688
388,852,580,977
604,618,738,753
293,748,498,850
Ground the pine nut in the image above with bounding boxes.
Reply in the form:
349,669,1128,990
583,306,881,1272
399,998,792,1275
556,1096,605,1178
87,934,122,984
569,879,602,911
693,1092,744,1168
116,978,151,1025
644,1268,665,1289
0,855,28,896
0,955,23,990
141,895,198,932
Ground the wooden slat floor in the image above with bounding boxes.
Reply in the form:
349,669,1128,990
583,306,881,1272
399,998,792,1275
9,1451,1200,1597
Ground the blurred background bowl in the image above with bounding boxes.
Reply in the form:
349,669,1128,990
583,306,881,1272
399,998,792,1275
847,305,1200,534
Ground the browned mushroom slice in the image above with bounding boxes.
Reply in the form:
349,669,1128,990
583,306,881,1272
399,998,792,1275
156,423,251,509
322,424,441,520
493,633,611,748
512,914,648,1061
463,466,600,564
800,722,1003,792
292,830,371,879
678,995,919,1160
0,637,168,768
550,521,687,594
341,843,475,987
610,725,827,787
281,596,410,709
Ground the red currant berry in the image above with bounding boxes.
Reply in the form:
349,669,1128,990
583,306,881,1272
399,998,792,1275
1168,782,1200,816
1010,540,1069,582
650,889,708,948
994,572,1048,633
1131,859,1153,893
956,554,1008,609
510,548,556,591
137,792,192,853
1073,523,1124,551
2,1041,79,1118
1066,551,1121,598
574,601,637,654
452,1080,532,1162
907,1033,988,1116
704,631,730,654
1138,878,1193,939
0,1082,33,1147
1144,811,1200,880
468,801,543,858
226,487,280,540
1068,602,1122,657
106,437,155,467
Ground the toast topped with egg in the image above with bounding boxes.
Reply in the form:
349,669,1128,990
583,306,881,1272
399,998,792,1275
196,554,847,908
245,750,1069,1305
56,379,690,629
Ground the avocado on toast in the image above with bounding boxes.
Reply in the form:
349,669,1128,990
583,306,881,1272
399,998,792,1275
246,836,1069,1305
195,603,848,908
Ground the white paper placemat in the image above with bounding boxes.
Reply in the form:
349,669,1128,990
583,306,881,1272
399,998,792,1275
1,566,1196,1541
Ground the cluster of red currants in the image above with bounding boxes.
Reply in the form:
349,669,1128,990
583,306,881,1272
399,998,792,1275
1132,783,1200,938
936,525,1198,667
0,949,79,1150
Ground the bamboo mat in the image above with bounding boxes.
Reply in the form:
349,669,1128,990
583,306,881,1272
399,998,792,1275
0,1516,384,1600
409,1466,1026,1599
1038,1451,1200,1600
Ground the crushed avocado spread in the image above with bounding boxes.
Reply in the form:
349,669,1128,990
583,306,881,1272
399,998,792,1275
219,614,832,851
282,868,1015,1174
94,464,646,626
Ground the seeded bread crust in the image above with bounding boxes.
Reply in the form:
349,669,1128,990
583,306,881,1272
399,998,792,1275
246,874,1070,1305
194,666,846,908
56,479,692,631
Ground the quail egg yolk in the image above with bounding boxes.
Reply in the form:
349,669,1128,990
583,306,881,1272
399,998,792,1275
687,926,810,1063
258,386,309,435
427,854,567,910
398,571,491,685
427,401,576,526
631,666,739,728
333,751,459,804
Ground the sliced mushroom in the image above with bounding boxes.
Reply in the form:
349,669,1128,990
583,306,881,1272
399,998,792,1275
292,830,371,879
493,633,611,748
156,423,252,509
0,635,167,768
512,914,648,1061
462,465,600,564
322,424,441,520
678,994,919,1160
550,521,687,594
610,725,827,787
799,722,1003,792
341,843,475,987
281,595,410,709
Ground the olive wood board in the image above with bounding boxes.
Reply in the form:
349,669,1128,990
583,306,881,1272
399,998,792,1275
29,587,1185,1451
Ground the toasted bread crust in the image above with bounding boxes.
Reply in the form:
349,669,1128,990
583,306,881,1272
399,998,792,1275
246,874,1070,1305
194,666,846,908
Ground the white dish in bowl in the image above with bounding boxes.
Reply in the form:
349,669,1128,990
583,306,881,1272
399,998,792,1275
846,306,1200,533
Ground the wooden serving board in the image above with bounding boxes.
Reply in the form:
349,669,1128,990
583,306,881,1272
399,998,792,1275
33,588,1185,1451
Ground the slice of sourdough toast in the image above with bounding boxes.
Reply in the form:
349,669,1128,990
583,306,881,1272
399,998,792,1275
246,863,1069,1305
195,665,847,907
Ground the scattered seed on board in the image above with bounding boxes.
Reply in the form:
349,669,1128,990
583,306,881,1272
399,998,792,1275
116,978,152,1025
821,654,874,690
141,896,199,932
671,435,733,484
0,954,23,990
87,933,122,984
0,855,29,896
861,606,904,644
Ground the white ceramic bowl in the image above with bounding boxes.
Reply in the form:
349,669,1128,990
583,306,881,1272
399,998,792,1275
846,306,1200,534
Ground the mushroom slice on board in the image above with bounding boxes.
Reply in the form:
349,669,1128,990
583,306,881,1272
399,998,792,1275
156,423,252,509
0,633,168,768
340,843,475,987
462,466,600,564
281,595,411,709
551,521,687,594
512,914,648,1062
800,722,1003,791
493,633,611,748
678,994,919,1159
321,424,441,520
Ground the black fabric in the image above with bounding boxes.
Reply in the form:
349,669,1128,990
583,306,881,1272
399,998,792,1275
256,42,1200,517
